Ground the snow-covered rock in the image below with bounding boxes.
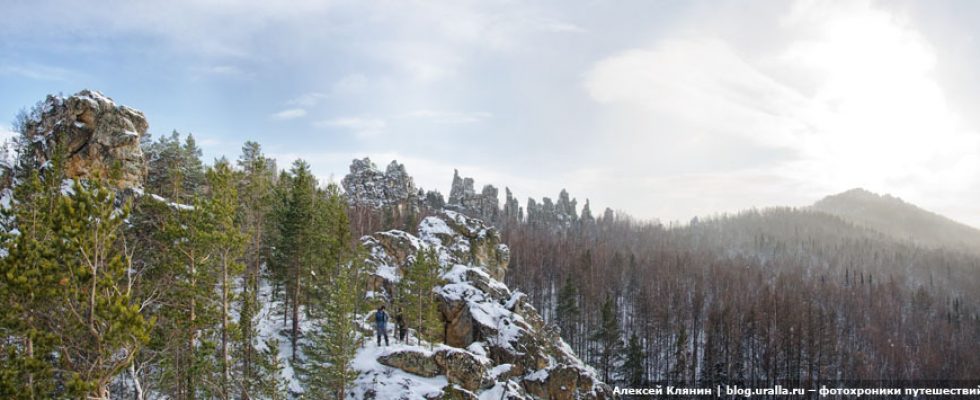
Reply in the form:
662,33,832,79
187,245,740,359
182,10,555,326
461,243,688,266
342,157,419,210
359,210,613,399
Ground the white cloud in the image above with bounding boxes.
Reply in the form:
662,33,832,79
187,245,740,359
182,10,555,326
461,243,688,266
316,117,387,137
0,63,78,81
332,74,369,95
287,92,328,108
272,108,308,120
192,65,254,79
583,0,980,224
400,109,492,124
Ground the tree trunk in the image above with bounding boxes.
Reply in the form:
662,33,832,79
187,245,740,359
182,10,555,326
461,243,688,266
291,262,300,361
129,361,145,400
221,252,230,400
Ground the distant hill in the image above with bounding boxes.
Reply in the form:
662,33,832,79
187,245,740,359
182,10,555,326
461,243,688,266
811,188,980,253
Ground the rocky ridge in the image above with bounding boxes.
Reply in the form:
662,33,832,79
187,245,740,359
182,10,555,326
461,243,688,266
354,210,613,399
342,159,611,230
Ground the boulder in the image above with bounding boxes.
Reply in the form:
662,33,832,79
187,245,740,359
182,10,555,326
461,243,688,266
438,294,476,347
378,350,440,378
434,349,489,391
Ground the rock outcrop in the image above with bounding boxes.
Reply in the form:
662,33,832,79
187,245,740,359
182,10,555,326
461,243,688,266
354,210,613,399
526,189,579,228
342,157,419,210
447,170,500,222
19,90,148,189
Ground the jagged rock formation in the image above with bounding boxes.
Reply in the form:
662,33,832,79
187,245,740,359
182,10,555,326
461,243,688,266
18,90,148,189
447,170,500,222
502,188,523,222
342,157,419,210
526,190,580,228
355,211,613,399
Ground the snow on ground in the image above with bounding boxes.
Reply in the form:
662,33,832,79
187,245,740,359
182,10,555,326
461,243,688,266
254,275,313,394
350,338,449,399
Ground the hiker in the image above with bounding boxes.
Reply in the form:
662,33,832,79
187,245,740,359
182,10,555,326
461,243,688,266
395,309,407,343
375,305,389,346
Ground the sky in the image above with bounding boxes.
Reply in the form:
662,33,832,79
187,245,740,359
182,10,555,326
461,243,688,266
2,0,980,227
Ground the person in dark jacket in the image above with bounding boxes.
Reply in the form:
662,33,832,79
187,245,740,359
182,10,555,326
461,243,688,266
395,309,407,343
375,305,389,346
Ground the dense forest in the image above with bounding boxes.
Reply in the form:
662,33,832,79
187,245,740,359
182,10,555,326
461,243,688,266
0,117,386,399
345,161,980,385
2,93,980,400
503,208,980,385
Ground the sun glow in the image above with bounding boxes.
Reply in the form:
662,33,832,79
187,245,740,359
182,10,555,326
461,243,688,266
781,1,978,194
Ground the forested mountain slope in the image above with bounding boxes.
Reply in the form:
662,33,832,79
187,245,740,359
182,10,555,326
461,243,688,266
342,160,980,385
812,188,980,253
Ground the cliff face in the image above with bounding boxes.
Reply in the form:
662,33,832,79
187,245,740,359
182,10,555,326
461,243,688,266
356,211,613,399
19,90,148,189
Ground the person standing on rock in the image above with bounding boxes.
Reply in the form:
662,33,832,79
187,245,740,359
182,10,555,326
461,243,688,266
395,309,407,343
375,305,390,346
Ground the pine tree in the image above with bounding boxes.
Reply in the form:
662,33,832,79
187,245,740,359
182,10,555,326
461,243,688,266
555,275,580,348
203,159,247,399
622,334,646,386
400,248,443,347
235,141,277,399
143,131,205,203
253,338,288,400
1,147,150,399
50,178,151,399
301,258,363,399
157,175,224,399
592,295,622,383
0,165,64,399
299,182,363,399
277,160,318,361
671,325,689,384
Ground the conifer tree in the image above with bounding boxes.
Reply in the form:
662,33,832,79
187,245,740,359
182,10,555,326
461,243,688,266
301,258,363,399
235,141,277,398
203,159,247,399
277,160,318,361
50,178,151,399
400,248,443,347
622,334,646,386
592,295,622,383
0,164,64,399
158,176,222,399
555,275,580,348
253,338,288,400
143,131,205,203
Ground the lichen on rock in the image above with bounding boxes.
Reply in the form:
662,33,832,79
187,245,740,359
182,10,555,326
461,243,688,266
19,90,148,189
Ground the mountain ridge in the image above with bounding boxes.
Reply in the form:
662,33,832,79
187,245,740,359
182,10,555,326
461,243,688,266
810,187,980,254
